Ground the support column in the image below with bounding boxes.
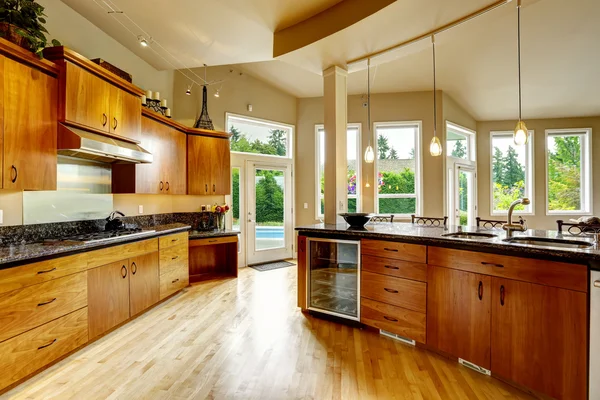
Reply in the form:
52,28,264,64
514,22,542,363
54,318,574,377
323,65,348,225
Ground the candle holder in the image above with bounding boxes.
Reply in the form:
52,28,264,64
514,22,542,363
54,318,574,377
143,99,171,118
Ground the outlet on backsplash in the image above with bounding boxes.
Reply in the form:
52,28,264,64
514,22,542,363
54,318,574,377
138,205,144,214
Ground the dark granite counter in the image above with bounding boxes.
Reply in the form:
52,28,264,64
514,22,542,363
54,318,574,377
296,223,600,266
189,230,240,240
0,223,191,269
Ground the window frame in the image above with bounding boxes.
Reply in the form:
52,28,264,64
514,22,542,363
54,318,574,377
225,112,294,159
315,123,362,219
446,122,476,162
544,128,593,216
489,130,535,216
373,121,423,218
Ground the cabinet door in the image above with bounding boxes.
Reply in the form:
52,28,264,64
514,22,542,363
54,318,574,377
133,117,164,194
87,260,130,339
129,252,159,316
491,278,587,400
164,128,187,195
3,58,57,190
297,236,307,309
211,137,231,195
187,135,213,195
110,86,141,142
64,62,110,132
427,266,491,369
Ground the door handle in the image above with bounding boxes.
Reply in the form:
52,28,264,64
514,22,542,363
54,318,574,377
10,165,17,183
131,262,137,275
213,184,216,192
113,117,118,130
102,113,108,127
166,182,170,191
478,281,483,301
121,265,127,279
248,219,255,223
500,285,505,306
594,280,600,288
160,181,164,191
205,184,208,193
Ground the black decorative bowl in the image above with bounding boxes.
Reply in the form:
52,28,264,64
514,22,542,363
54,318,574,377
339,213,372,228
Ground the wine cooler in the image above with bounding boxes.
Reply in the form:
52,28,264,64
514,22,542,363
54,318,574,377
306,238,360,321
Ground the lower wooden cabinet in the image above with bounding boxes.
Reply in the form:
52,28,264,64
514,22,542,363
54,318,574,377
491,277,587,400
129,252,160,316
361,297,426,343
427,266,491,369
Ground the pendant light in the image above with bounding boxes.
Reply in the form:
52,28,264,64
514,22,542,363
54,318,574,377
364,59,375,164
513,0,528,146
429,35,442,157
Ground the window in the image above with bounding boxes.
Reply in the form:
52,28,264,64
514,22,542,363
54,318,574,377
446,122,476,161
315,124,361,218
546,129,592,215
490,131,534,215
231,167,241,232
375,122,422,216
226,113,293,158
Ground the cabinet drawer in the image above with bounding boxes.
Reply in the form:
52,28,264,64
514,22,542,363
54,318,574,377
0,308,88,391
159,232,188,250
361,271,426,313
361,239,426,263
86,239,158,269
159,243,189,276
160,266,189,300
362,255,427,282
0,272,87,343
189,236,238,247
361,297,426,343
428,247,588,292
0,253,88,296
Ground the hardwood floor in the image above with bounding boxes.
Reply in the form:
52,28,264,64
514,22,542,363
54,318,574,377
2,265,535,400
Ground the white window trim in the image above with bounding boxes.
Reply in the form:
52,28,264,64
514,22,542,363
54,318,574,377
374,121,423,218
315,123,362,220
446,121,477,163
489,130,535,216
225,112,294,159
545,128,593,216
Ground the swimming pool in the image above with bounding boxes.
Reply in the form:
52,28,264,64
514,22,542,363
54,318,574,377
255,226,285,239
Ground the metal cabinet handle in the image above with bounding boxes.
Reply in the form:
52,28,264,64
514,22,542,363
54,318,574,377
131,262,137,275
482,262,504,268
121,265,127,279
37,267,56,274
205,184,208,193
37,338,57,350
594,280,600,288
213,184,216,192
172,278,179,284
384,288,399,294
384,265,399,270
113,117,118,130
209,240,218,243
160,181,164,191
478,281,483,301
166,182,170,191
37,298,57,307
172,256,179,260
10,165,17,183
383,316,398,322
102,113,108,127
500,285,505,306
171,238,179,242
383,248,398,252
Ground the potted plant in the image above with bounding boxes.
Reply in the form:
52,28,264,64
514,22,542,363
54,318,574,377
0,0,60,57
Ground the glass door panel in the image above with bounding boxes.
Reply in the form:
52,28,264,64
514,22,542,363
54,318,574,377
455,166,476,226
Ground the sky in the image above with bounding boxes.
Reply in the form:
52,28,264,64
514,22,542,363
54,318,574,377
376,126,417,159
492,133,527,165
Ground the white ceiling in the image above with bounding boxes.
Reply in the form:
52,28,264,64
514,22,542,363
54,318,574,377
62,0,600,121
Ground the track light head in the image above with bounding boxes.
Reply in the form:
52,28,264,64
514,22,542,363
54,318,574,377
138,35,149,47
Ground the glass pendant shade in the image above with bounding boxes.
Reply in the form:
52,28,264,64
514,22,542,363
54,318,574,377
430,136,443,157
514,120,529,145
364,144,375,163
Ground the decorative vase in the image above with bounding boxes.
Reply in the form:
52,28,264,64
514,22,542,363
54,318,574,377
0,23,31,51
216,213,225,231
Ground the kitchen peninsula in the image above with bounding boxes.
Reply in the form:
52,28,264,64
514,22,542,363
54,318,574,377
296,223,596,400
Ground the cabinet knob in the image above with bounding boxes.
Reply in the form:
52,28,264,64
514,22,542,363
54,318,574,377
10,165,17,183
102,113,108,127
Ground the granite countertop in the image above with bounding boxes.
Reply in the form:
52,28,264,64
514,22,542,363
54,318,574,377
0,223,191,269
296,223,600,265
188,230,240,240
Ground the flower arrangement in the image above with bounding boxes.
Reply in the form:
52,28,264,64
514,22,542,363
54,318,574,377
211,204,229,231
211,204,230,214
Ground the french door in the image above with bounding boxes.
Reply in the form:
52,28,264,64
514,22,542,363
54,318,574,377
448,163,477,227
246,162,293,265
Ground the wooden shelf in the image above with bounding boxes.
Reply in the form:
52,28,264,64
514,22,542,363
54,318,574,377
189,238,238,283
142,109,231,139
0,37,58,76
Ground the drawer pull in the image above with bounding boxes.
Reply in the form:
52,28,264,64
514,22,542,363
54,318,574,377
383,316,398,322
37,298,57,307
37,338,57,350
37,267,57,274
384,288,399,294
172,256,179,260
384,265,399,270
383,248,398,252
209,240,218,243
478,281,483,301
481,262,504,268
171,238,179,242
172,278,179,284
500,285,505,306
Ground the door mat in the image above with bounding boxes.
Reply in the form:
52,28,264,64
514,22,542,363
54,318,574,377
249,260,295,272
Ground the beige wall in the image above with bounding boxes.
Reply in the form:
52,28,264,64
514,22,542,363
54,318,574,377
172,65,297,129
443,93,477,131
296,90,445,227
477,116,600,230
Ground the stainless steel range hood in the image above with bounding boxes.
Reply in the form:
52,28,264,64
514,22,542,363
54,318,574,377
58,124,153,164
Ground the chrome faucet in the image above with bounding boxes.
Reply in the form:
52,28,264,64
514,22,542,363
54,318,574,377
503,198,530,237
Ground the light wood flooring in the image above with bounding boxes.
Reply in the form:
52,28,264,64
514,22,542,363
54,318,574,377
2,265,535,400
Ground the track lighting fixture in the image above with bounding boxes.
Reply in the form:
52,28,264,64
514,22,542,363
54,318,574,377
138,35,149,47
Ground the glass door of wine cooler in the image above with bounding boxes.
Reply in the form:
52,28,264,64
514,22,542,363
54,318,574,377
306,238,360,321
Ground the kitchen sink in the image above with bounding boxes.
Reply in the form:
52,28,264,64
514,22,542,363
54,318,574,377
503,236,594,249
442,232,497,239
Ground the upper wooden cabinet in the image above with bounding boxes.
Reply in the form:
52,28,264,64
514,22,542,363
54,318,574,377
1,53,57,191
44,47,143,143
188,134,231,195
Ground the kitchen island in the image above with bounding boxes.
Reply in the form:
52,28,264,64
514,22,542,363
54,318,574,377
296,223,595,400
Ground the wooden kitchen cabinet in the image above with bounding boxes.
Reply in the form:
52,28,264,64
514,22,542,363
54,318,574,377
491,277,587,400
129,252,159,316
297,236,307,309
87,260,130,339
2,56,57,190
109,85,141,142
427,265,491,369
187,134,231,195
